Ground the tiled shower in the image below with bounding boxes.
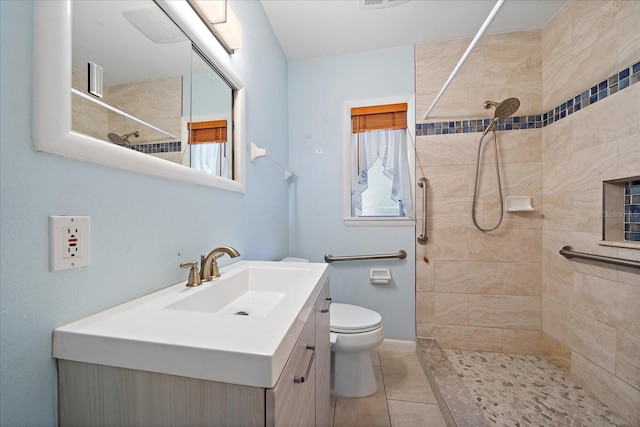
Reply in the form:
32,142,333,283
414,0,639,424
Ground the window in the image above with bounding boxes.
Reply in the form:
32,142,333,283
345,100,415,225
188,120,232,178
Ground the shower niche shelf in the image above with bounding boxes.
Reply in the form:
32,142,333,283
505,196,534,212
600,176,640,249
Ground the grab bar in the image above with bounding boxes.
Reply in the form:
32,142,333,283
417,177,428,245
559,246,640,269
324,250,407,263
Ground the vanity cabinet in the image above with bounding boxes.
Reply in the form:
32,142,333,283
57,278,330,426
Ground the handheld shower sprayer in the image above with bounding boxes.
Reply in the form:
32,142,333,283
472,97,520,232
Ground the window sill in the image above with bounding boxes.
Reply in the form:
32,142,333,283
344,217,415,227
597,240,640,250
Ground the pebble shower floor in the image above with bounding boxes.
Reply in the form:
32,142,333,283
445,349,629,426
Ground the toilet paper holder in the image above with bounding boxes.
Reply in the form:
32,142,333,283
370,268,391,284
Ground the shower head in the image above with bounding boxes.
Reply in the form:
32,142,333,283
483,97,520,118
107,131,139,147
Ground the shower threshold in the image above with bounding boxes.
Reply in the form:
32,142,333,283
415,338,628,427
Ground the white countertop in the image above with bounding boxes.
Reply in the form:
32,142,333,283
53,260,329,388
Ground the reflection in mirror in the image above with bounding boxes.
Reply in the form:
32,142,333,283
183,48,234,179
71,0,235,178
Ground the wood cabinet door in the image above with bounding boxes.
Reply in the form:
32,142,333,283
315,279,331,427
266,312,316,426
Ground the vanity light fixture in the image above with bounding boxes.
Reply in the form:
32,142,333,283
188,0,243,54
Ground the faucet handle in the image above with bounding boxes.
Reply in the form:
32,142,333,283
180,261,202,287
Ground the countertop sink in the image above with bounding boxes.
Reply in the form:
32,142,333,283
53,260,329,388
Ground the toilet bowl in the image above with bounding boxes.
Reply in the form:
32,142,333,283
330,303,384,398
279,257,384,397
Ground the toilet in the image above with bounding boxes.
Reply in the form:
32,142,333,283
280,257,384,398
330,303,384,397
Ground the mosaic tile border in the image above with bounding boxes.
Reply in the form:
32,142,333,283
417,60,640,136
130,141,181,154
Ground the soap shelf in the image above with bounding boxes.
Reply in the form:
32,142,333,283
505,196,534,212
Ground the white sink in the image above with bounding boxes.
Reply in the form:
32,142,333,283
166,267,304,317
53,261,329,388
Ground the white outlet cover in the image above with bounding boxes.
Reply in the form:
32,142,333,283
49,216,91,271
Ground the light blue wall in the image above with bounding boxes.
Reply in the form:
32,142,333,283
287,47,416,340
0,0,288,425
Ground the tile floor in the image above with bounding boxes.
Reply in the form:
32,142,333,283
445,349,629,426
331,350,447,427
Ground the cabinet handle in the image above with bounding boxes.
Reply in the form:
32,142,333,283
293,345,316,384
321,297,331,313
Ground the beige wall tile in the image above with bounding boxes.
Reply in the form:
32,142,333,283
541,332,572,375
434,261,502,294
415,134,477,166
417,88,470,122
496,128,542,164
616,0,640,68
470,161,541,198
483,196,542,231
570,1,617,58
434,293,468,326
428,197,477,231
541,2,571,77
468,229,541,263
422,165,469,198
541,112,574,161
542,194,574,231
416,291,434,324
468,295,541,330
416,260,433,292
616,330,640,390
572,352,640,425
543,142,617,195
571,85,640,153
503,263,541,296
572,190,602,233
433,325,502,352
567,310,617,373
503,329,541,355
617,131,640,179
541,298,570,342
541,262,574,306
415,38,483,93
109,77,182,144
427,230,469,261
416,322,433,339
482,30,542,86
616,248,640,287
469,81,542,118
573,273,640,338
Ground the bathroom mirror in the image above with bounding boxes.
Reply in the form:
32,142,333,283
33,0,246,191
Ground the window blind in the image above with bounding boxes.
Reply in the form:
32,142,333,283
351,103,407,133
188,120,227,144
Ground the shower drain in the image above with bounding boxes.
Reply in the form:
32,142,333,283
234,311,249,316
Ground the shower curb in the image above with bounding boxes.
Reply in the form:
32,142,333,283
415,338,489,427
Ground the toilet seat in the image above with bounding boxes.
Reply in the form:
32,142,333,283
330,303,382,334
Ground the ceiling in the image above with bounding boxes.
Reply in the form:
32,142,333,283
259,0,566,60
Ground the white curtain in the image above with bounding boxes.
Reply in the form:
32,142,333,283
190,143,229,177
351,129,413,217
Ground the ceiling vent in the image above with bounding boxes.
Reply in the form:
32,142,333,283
359,0,410,10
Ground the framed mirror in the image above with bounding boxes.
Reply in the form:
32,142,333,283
33,0,246,192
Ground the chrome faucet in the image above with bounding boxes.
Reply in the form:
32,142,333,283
200,246,241,281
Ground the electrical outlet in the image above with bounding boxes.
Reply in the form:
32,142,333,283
50,216,91,271
62,225,81,259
